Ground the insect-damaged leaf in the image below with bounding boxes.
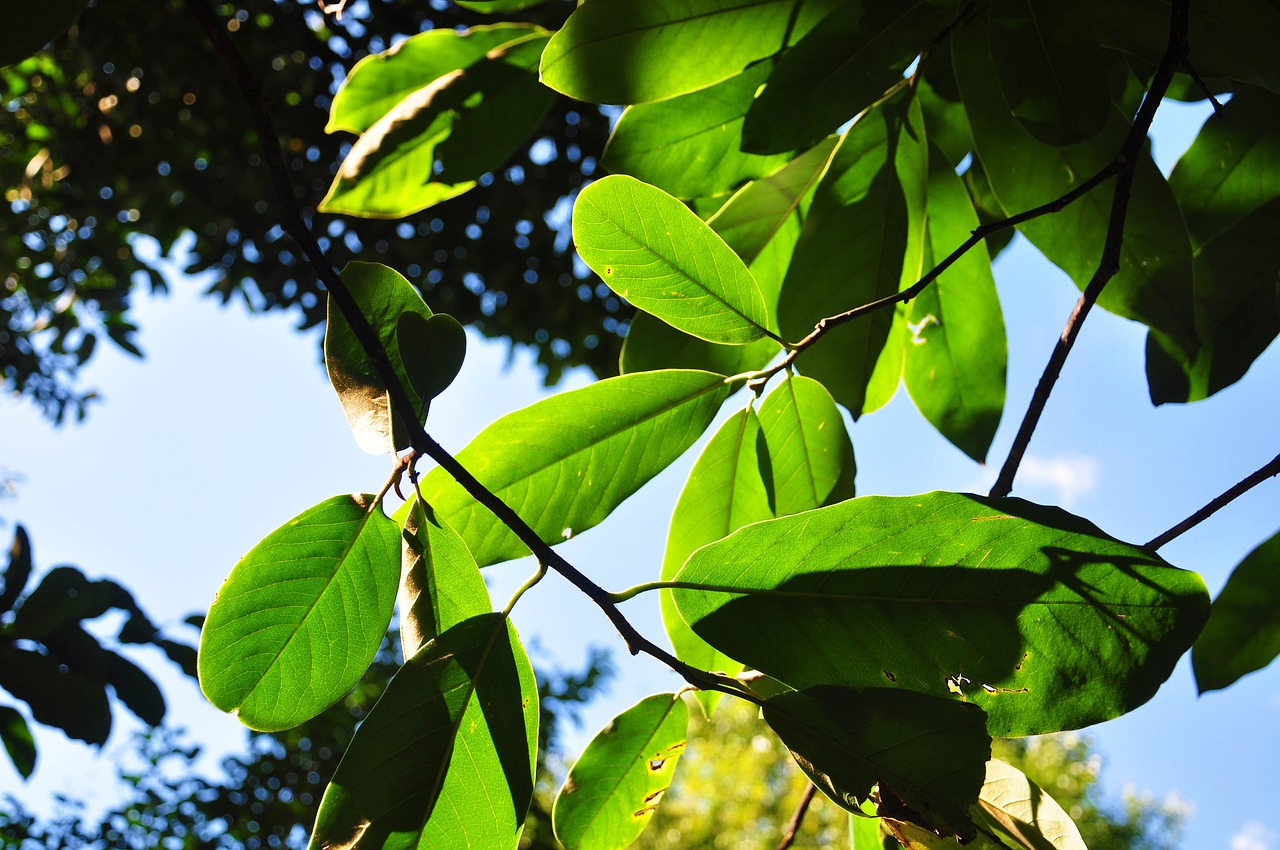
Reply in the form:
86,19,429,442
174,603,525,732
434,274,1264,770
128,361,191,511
671,492,1209,736
553,693,689,850
310,614,538,850
199,494,400,731
419,370,731,567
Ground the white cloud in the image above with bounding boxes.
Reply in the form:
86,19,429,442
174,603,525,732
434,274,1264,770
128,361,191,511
1013,455,1100,507
1232,821,1276,850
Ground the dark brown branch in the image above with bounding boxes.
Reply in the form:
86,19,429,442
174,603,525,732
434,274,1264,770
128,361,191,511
185,0,752,704
775,782,818,850
1146,452,1280,550
1181,59,1224,116
988,0,1191,499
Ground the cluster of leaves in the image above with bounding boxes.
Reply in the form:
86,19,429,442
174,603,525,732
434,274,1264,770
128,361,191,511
1,0,620,423
12,0,1280,849
0,525,195,779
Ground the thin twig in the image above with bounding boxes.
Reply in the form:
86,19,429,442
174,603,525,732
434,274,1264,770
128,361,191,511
185,0,753,704
988,0,1191,499
1146,452,1280,550
1181,59,1225,116
775,782,818,850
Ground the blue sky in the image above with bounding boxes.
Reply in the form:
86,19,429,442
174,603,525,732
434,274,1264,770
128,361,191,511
3,97,1279,849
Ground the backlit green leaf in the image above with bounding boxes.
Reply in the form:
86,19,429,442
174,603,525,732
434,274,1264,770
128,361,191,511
764,686,989,839
953,20,1197,350
0,705,35,779
758,374,855,515
603,61,794,199
310,614,538,850
455,0,551,14
660,405,772,714
986,0,1110,146
396,311,467,406
574,175,775,344
419,370,732,567
199,494,401,731
325,262,434,455
322,34,553,218
742,0,955,154
539,0,842,104
398,498,491,659
619,311,779,377
976,758,1087,850
904,143,1006,462
1192,529,1280,692
671,491,1210,736
553,693,689,850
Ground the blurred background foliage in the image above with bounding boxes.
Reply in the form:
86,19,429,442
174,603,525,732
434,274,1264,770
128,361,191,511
1,0,624,423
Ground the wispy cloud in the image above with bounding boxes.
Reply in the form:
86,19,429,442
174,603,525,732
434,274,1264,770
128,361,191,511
977,454,1100,507
1232,821,1276,850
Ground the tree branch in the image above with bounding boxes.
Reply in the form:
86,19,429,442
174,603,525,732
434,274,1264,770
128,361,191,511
988,0,1191,499
775,782,818,850
1146,452,1280,550
185,0,752,704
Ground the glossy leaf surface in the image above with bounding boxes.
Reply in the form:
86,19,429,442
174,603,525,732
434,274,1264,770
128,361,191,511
552,693,688,850
1192,530,1280,692
660,406,772,713
420,370,731,566
757,375,855,515
672,492,1210,736
398,498,491,659
310,614,538,850
575,175,775,344
603,62,794,199
324,262,433,455
539,0,841,104
619,311,778,377
976,758,1087,850
199,494,401,731
764,686,989,838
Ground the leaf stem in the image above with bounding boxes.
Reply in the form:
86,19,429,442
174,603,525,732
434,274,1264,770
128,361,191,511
988,0,1191,499
503,562,549,616
1146,452,1280,550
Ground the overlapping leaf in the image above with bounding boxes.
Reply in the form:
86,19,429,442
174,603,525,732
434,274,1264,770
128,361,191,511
1192,529,1280,692
976,759,1087,850
309,614,538,850
764,686,989,838
398,498,491,658
199,494,401,731
539,0,842,104
418,370,732,567
619,311,779,376
574,175,775,344
757,374,855,515
552,693,688,850
671,492,1210,736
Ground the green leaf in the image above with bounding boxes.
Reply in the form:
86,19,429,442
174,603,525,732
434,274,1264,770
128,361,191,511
707,135,841,307
0,645,111,745
776,98,920,416
619,311,779,376
962,159,1015,261
602,61,796,199
199,494,401,732
1084,0,1280,95
975,758,1087,850
1192,529,1280,692
660,405,773,714
574,175,776,344
1168,87,1280,246
0,706,35,779
986,0,1110,146
764,686,989,839
454,0,553,15
758,374,855,515
324,261,433,455
322,33,553,218
310,614,538,850
0,525,32,617
742,0,955,154
952,19,1197,350
917,68,974,168
327,25,542,134
1145,199,1280,404
552,693,689,850
851,805,894,850
396,311,467,406
0,0,87,68
904,143,1007,462
398,498,491,659
419,370,732,567
539,0,842,104
671,491,1210,736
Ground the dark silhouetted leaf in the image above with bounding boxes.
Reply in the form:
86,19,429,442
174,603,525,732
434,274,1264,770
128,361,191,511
0,645,111,745
0,525,33,617
396,311,467,406
1193,529,1280,692
0,0,87,68
0,705,36,779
